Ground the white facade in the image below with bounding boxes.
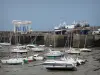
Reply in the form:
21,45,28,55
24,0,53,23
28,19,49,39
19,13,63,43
54,22,75,30
65,24,75,29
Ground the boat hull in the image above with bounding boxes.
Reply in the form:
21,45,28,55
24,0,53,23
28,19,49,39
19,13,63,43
11,48,28,53
43,60,77,70
67,51,80,54
34,57,44,61
1,58,24,65
66,48,80,54
32,48,44,52
80,48,91,52
44,65,77,71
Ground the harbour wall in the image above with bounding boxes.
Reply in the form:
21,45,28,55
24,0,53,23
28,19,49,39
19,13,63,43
73,34,94,48
0,31,100,47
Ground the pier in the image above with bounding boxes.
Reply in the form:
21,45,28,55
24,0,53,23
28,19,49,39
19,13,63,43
0,31,100,47
0,31,52,45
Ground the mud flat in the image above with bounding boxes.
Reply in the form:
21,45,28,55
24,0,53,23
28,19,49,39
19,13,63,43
0,47,100,75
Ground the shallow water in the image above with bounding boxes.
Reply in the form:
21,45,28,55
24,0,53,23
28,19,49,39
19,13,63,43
0,46,100,75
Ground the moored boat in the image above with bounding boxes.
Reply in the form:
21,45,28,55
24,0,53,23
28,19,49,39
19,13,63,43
43,57,77,70
23,56,34,63
33,54,44,61
65,48,80,54
1,58,24,65
27,44,45,52
44,49,64,59
0,42,11,46
11,45,29,53
80,48,91,52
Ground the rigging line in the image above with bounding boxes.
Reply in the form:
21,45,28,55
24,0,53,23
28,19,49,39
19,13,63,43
84,35,87,48
63,36,68,51
31,33,39,44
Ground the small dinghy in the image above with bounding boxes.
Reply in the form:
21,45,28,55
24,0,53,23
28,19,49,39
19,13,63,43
23,56,34,63
80,48,91,52
33,54,44,61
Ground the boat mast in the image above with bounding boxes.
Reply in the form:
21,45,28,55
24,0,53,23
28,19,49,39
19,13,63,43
84,35,87,48
54,30,55,50
68,33,69,48
78,34,80,48
70,31,73,49
9,31,12,58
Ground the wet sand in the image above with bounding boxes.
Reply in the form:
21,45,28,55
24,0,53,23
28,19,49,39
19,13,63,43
0,46,100,75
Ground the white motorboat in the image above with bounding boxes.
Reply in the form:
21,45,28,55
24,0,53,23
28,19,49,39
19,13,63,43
80,48,91,52
65,48,80,54
79,35,91,52
43,57,77,70
27,44,44,52
33,54,44,61
1,58,24,65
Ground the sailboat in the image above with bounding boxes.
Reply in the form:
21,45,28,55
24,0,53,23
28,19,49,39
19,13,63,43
1,58,24,65
27,33,45,52
80,35,91,52
11,45,29,53
44,31,64,59
44,48,64,59
1,32,24,65
1,47,24,65
65,32,80,54
27,44,45,52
